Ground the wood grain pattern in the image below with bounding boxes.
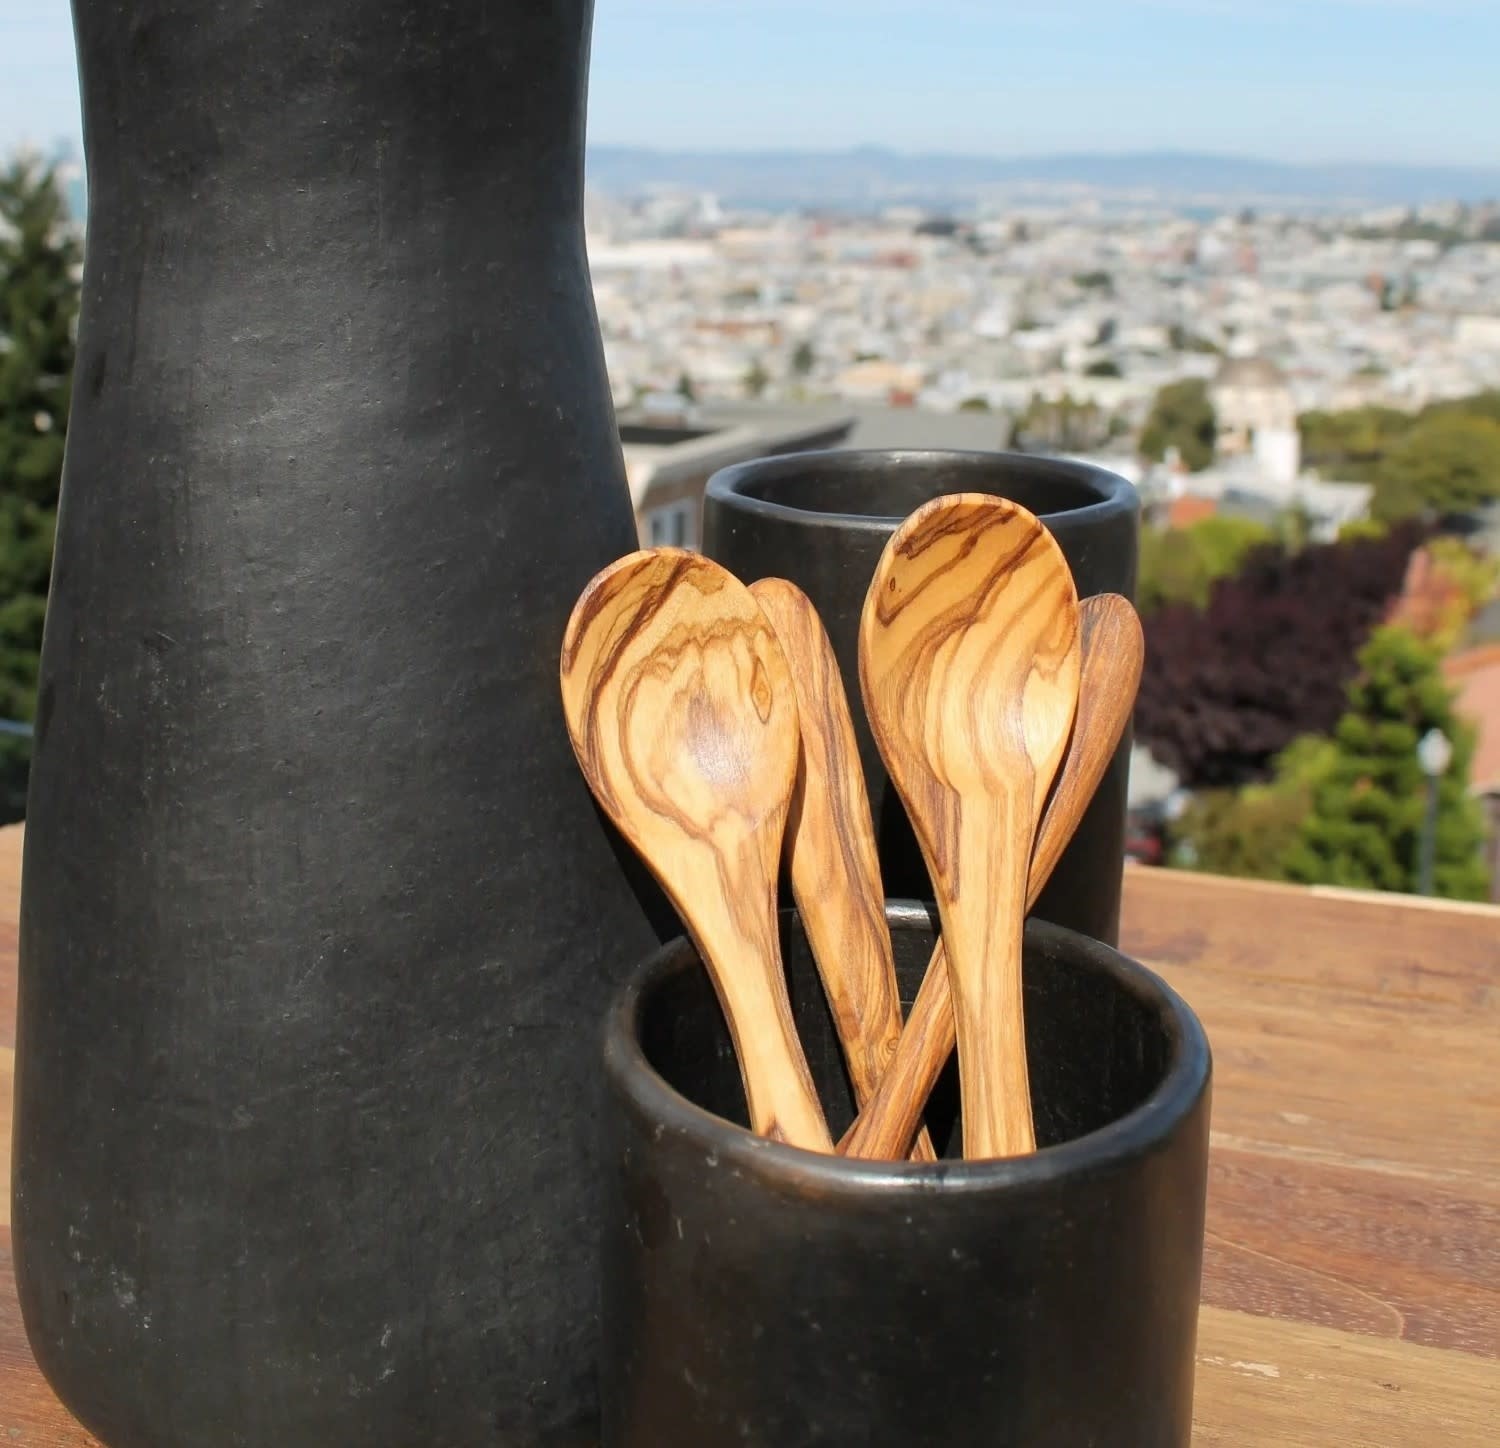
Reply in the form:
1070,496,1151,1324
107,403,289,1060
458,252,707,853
1191,1306,1500,1446
749,577,936,1162
859,494,1080,1159
560,549,831,1150
842,594,1143,1160
2,826,1498,1441
1201,1148,1500,1355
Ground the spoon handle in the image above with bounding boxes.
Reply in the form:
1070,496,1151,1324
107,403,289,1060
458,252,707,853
691,839,835,1152
841,596,1143,1161
751,580,937,1162
943,799,1037,1159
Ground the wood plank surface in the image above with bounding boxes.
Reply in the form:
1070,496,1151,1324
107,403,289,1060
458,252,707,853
3,826,1497,1443
1191,1306,1500,1446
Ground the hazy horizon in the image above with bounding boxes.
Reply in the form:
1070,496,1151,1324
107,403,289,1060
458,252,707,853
3,1,1498,170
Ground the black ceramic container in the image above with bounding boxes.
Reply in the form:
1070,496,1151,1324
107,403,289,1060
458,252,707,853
704,449,1140,944
14,4,659,1445
602,904,1211,1447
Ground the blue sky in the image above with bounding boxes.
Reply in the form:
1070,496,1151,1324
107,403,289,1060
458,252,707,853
2,0,1495,166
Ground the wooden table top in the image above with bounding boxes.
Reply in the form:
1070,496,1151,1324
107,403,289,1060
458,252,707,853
2,823,1497,1444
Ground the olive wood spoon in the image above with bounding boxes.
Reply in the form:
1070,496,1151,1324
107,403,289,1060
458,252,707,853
560,549,832,1151
750,577,938,1163
841,594,1144,1161
859,494,1081,1160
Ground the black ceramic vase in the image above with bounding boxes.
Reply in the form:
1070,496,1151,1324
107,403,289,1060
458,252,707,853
602,905,1212,1446
14,4,658,1445
704,449,1140,945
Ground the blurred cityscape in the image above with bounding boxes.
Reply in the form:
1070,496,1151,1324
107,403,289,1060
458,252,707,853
584,180,1500,899
2,143,1498,900
590,185,1500,539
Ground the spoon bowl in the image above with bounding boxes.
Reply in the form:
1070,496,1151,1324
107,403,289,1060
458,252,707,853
560,549,831,1151
842,593,1144,1160
860,495,1081,1159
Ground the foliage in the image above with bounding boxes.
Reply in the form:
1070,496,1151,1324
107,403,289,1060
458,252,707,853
958,396,991,412
1353,212,1468,248
1167,323,1220,355
742,358,770,398
1009,391,1117,453
1398,537,1500,652
1084,358,1122,378
1168,736,1337,879
0,157,80,820
1282,629,1489,900
1135,522,1424,788
1300,392,1500,521
1137,515,1275,614
675,371,696,402
1337,517,1390,544
1422,389,1500,428
1139,378,1216,472
1299,404,1412,481
1369,414,1500,522
791,340,815,378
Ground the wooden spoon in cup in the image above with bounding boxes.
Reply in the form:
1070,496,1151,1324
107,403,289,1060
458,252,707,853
751,577,938,1162
859,495,1081,1160
560,549,832,1151
841,593,1144,1161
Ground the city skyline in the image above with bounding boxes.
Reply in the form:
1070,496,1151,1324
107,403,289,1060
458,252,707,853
2,0,1498,169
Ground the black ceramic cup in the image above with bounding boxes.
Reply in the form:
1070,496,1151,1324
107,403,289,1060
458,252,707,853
600,903,1211,1448
703,449,1140,945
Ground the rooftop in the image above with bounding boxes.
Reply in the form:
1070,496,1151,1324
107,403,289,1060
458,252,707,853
1445,642,1500,792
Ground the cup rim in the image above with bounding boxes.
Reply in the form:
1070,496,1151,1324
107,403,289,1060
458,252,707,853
602,904,1212,1198
704,448,1139,538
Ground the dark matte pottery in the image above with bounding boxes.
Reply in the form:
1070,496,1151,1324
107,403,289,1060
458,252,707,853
14,4,660,1445
704,449,1140,944
602,904,1211,1448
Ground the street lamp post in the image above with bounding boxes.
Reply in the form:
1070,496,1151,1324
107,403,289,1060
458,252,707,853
1416,727,1453,897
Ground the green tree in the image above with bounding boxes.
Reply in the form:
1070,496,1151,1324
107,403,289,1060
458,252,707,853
1139,379,1216,471
958,396,990,412
1169,736,1337,879
1137,514,1274,613
675,371,697,403
1299,404,1413,481
0,157,80,819
742,358,770,398
1371,413,1500,521
1282,628,1489,900
1010,391,1116,453
1422,389,1500,428
1084,358,1122,378
791,341,815,378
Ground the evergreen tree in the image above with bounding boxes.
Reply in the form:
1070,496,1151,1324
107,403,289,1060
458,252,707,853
1282,628,1489,900
0,157,81,818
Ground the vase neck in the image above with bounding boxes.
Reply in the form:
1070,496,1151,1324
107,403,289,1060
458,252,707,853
74,1,596,224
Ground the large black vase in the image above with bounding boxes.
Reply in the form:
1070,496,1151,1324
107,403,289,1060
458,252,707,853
14,4,658,1444
704,450,1140,945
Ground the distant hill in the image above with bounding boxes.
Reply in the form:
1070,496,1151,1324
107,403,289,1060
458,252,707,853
586,146,1500,211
